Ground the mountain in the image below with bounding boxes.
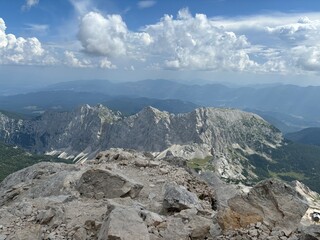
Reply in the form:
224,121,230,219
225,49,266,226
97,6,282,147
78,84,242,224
2,105,320,191
0,91,198,116
103,97,198,116
286,127,320,146
0,105,282,179
43,79,320,131
245,109,319,134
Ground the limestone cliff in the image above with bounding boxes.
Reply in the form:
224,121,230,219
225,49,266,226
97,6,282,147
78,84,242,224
0,105,283,181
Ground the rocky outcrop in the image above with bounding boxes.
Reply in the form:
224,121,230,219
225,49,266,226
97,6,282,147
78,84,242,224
0,149,318,239
0,149,216,240
217,179,309,236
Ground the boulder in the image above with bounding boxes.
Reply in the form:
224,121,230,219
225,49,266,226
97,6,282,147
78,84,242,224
77,169,143,199
157,210,212,240
10,224,42,240
98,205,150,240
218,179,309,235
162,182,202,213
300,225,320,240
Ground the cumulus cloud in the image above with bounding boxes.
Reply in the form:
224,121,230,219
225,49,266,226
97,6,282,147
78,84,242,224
78,12,128,57
138,1,157,9
78,9,257,72
143,9,257,71
100,58,117,69
22,0,39,11
266,17,320,44
64,51,92,68
78,12,152,59
0,18,50,65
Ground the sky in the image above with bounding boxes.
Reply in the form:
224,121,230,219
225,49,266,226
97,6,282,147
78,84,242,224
2,0,320,86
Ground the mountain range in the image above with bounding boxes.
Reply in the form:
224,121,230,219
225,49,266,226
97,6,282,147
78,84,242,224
3,79,320,133
1,104,320,192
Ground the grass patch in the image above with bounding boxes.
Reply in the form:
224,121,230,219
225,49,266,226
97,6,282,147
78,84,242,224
187,156,213,172
269,171,307,181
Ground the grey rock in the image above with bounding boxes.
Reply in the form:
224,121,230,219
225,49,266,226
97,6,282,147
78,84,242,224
300,225,320,240
0,235,6,240
98,205,150,240
138,210,166,227
77,169,143,199
36,205,65,227
162,182,202,213
10,224,42,240
73,227,87,240
0,162,79,206
218,178,309,235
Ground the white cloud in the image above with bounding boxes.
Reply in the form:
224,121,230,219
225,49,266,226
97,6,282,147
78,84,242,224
77,9,257,72
266,17,320,44
78,12,128,57
22,0,39,11
78,12,152,59
0,18,52,65
143,9,257,71
64,51,92,68
100,58,116,69
138,1,157,9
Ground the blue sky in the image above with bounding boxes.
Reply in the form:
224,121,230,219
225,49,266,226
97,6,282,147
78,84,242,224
1,0,320,86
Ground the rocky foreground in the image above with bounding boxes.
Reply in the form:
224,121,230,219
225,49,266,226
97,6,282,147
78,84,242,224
0,149,319,240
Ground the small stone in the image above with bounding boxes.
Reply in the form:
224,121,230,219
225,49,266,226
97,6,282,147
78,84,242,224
255,222,262,228
249,229,258,237
159,168,169,174
156,179,166,184
148,161,160,167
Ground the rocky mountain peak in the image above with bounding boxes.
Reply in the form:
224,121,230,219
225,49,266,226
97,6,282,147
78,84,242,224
0,105,284,180
137,106,171,122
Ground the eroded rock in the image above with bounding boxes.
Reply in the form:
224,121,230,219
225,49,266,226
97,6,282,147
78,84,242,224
162,182,202,213
218,178,309,236
77,169,143,199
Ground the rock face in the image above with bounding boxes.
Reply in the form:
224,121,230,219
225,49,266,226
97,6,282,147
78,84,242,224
0,149,216,240
217,179,309,236
0,105,283,180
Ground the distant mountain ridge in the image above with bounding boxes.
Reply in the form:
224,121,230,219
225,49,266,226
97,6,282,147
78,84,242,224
0,90,198,116
286,127,320,146
42,79,320,131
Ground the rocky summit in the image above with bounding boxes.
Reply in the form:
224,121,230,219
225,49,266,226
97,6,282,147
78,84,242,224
0,105,283,181
0,148,319,240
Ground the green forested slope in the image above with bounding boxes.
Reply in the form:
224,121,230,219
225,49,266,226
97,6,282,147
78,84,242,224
245,142,320,192
0,142,72,182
